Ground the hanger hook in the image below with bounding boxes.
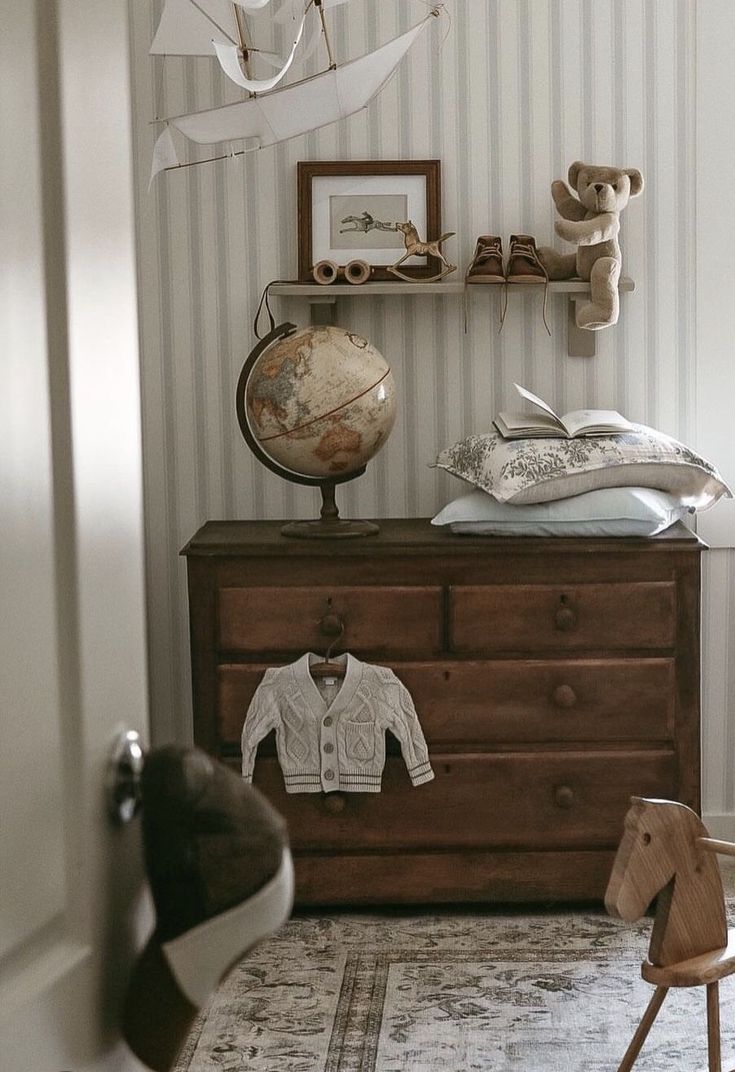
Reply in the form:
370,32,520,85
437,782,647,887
323,618,345,662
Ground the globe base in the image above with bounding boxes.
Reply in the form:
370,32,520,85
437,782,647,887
279,481,379,539
280,518,379,539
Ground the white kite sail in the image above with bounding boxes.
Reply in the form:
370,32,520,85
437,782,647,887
149,2,442,180
151,0,244,55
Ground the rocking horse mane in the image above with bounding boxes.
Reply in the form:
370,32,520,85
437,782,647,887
606,797,727,967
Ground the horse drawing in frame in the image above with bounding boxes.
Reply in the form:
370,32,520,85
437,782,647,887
339,212,396,234
606,796,735,1072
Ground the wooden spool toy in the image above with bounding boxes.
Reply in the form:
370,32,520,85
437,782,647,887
606,796,735,1072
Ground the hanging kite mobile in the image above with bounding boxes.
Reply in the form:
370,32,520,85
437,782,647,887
149,0,445,181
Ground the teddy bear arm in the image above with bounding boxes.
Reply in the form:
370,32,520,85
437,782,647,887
555,214,618,245
554,218,589,243
551,180,587,221
576,213,619,246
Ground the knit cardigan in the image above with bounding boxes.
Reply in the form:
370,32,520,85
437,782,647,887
241,653,434,793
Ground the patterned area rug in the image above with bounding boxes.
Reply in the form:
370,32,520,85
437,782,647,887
176,902,735,1071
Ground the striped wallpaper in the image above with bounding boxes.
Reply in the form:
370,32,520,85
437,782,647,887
129,0,734,823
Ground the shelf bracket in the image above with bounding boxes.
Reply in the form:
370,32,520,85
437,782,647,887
304,296,336,326
567,296,598,358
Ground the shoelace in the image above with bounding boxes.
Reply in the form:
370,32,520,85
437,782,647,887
464,241,503,333
465,239,553,337
463,241,510,334
510,239,544,267
508,241,551,336
472,242,502,267
464,241,501,332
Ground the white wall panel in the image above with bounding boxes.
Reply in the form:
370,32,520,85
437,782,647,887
129,1,732,828
695,0,735,551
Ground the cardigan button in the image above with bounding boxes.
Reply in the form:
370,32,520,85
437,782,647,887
324,769,335,780
323,716,333,727
323,742,334,754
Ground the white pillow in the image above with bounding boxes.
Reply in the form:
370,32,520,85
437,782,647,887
433,425,731,508
431,487,691,537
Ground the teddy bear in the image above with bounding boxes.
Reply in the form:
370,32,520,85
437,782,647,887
538,161,644,330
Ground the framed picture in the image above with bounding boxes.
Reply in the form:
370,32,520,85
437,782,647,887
297,160,442,281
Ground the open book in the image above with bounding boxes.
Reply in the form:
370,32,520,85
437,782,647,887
494,383,633,439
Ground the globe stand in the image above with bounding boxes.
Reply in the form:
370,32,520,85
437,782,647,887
236,322,388,541
280,481,379,539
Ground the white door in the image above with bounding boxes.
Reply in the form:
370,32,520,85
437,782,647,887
1,2,150,1069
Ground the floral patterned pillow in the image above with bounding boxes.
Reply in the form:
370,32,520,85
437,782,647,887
434,426,731,508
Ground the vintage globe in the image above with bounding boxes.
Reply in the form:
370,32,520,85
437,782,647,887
245,325,396,480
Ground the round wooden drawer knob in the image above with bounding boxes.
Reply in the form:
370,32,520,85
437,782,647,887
322,792,346,814
553,684,577,708
554,596,577,631
320,613,344,637
554,785,575,809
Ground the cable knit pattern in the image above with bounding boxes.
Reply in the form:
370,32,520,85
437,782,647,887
241,653,434,793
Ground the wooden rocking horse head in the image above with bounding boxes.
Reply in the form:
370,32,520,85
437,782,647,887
605,797,727,968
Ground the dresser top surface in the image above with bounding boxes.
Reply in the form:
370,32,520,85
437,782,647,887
181,519,704,558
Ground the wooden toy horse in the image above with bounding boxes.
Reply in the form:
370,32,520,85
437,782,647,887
387,220,456,282
606,797,735,1072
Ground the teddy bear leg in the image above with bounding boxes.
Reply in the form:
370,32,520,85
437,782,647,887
575,256,621,329
536,247,577,281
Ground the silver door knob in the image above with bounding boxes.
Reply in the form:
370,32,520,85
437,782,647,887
106,728,146,823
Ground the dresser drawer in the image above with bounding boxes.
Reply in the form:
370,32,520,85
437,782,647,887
252,750,676,851
217,657,675,750
395,658,675,745
218,585,443,655
449,582,676,652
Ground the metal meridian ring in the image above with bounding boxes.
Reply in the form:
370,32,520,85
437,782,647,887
235,321,366,489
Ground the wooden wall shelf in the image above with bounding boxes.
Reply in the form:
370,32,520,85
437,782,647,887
269,277,635,358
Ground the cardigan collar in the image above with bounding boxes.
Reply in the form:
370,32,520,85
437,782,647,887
293,652,362,719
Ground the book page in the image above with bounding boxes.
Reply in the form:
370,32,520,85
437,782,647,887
496,412,563,433
561,409,631,436
513,383,564,427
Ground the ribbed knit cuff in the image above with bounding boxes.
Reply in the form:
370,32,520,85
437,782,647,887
409,761,434,787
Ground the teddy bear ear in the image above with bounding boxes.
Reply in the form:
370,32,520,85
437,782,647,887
568,160,585,188
624,169,644,196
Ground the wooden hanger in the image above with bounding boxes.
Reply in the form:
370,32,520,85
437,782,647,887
310,617,346,679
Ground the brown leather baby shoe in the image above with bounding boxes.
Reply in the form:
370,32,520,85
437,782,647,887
506,234,548,283
465,235,505,283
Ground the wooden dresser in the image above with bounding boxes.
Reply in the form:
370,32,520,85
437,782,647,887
182,519,703,905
